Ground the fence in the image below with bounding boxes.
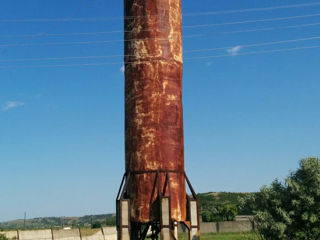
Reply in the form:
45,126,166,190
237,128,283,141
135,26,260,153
198,220,254,233
0,227,116,240
1,221,254,239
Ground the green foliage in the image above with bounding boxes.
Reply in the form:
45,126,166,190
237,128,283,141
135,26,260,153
0,214,116,230
201,210,213,222
241,157,320,240
91,221,102,229
198,192,259,222
0,234,15,240
198,193,238,221
105,217,116,226
221,204,237,221
0,234,9,240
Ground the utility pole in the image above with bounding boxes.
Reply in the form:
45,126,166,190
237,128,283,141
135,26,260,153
23,212,26,229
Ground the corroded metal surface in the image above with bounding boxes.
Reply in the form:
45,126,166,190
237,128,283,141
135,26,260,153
124,0,186,222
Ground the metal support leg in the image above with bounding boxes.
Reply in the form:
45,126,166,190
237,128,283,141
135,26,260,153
116,171,200,240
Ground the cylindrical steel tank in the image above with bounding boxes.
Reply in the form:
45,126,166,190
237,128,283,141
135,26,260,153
124,0,186,223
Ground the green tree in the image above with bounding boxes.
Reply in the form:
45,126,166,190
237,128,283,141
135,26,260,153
91,221,102,229
198,194,238,222
0,234,9,240
201,210,213,222
241,157,320,240
221,204,237,221
105,217,116,226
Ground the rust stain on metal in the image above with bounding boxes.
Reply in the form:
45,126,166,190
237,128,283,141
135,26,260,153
124,0,186,223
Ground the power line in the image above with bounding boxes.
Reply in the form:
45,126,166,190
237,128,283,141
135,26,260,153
185,36,320,53
0,30,124,39
1,35,320,62
0,21,178,38
0,39,122,48
183,2,320,17
184,45,320,60
0,23,175,39
0,14,172,23
0,61,122,69
1,2,320,23
184,12,320,29
0,0,101,58
0,16,148,23
2,12,320,40
1,44,320,69
220,22,320,35
0,27,175,39
0,34,203,48
0,54,126,62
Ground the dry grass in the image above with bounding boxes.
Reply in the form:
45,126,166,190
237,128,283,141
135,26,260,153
80,228,101,237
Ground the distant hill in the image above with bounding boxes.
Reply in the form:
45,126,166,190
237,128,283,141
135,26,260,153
198,192,254,208
0,192,255,230
0,214,116,230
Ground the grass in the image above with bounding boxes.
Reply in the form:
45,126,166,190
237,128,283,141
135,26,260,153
79,228,100,237
180,232,258,240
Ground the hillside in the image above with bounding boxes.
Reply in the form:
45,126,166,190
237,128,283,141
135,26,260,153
0,192,254,230
198,192,254,209
0,214,116,230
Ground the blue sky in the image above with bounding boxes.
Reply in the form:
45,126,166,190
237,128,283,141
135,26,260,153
1,0,320,222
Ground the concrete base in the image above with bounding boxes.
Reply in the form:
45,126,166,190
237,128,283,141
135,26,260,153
117,200,130,240
188,199,200,240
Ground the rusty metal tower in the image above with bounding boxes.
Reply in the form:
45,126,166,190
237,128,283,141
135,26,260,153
117,1,200,240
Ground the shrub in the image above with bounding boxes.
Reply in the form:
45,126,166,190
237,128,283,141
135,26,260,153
91,221,102,229
241,157,320,240
0,234,9,240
